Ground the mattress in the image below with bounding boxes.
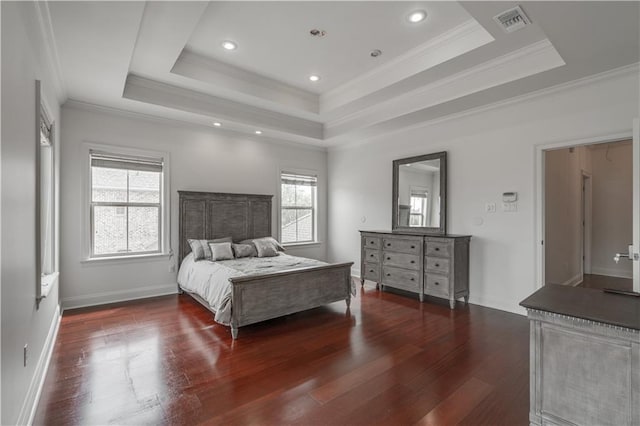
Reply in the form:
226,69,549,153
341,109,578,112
177,252,327,325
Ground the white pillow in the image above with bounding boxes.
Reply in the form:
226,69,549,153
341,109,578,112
208,242,234,261
188,237,232,261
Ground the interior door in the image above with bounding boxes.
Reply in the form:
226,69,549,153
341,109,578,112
633,119,639,292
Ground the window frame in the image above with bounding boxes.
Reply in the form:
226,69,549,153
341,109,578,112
409,191,428,227
279,169,319,246
36,81,59,304
83,143,171,261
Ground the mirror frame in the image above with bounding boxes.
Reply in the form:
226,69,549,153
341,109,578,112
392,151,447,235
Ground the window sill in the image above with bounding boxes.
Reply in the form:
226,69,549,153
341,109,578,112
40,272,59,299
82,252,171,264
283,241,322,249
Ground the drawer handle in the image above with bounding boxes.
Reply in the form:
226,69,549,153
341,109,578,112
370,241,375,245
370,254,374,257
410,278,415,281
411,245,415,249
386,273,391,277
387,257,391,260
435,282,440,286
386,243,391,247
435,263,440,267
410,260,415,264
369,269,374,273
435,247,440,251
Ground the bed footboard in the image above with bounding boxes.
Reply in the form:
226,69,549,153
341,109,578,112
229,262,354,339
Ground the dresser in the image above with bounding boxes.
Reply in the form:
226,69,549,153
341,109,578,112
360,231,471,309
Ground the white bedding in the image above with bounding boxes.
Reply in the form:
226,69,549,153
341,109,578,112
177,252,327,325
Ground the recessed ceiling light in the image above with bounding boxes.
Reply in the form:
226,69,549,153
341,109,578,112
408,10,427,23
255,130,262,135
370,49,382,58
309,75,320,82
212,122,222,127
221,40,237,51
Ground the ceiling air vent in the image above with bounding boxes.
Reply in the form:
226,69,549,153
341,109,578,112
493,6,531,33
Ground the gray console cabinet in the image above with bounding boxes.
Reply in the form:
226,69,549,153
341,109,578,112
360,231,470,309
520,285,640,426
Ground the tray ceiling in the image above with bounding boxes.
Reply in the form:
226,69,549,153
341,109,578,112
45,1,639,148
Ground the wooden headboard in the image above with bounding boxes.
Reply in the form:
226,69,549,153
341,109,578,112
178,191,273,262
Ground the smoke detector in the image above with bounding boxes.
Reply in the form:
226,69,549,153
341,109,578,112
493,6,531,33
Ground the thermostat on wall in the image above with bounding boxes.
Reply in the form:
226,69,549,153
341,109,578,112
503,192,518,203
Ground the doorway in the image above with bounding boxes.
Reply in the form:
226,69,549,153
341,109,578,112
543,139,633,291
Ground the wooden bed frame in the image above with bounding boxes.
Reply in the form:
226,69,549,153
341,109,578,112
178,191,353,339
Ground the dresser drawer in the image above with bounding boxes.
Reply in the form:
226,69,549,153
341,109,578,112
424,273,450,298
425,240,452,258
382,237,421,254
364,237,381,249
363,262,380,281
382,266,420,292
382,252,420,270
364,249,380,263
424,257,450,275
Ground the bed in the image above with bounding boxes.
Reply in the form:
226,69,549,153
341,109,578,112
177,191,354,339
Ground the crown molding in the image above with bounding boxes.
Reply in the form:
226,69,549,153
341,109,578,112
32,1,67,103
328,62,639,151
324,38,565,139
63,99,327,153
123,74,323,140
320,19,494,114
173,49,320,115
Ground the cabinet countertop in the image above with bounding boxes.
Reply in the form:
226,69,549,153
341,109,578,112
520,284,640,330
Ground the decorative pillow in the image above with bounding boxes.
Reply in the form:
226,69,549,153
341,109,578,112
232,243,256,258
253,238,279,258
208,242,234,261
188,236,233,261
240,237,285,252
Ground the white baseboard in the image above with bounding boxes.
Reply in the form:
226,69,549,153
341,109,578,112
351,269,526,316
467,294,527,316
590,267,633,279
62,283,178,310
560,273,583,287
17,304,61,426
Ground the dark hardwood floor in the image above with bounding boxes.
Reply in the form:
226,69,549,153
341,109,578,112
34,284,529,425
577,273,633,291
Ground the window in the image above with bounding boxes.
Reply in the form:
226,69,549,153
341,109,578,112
40,107,55,274
280,172,317,244
89,151,164,258
38,99,57,301
409,191,428,227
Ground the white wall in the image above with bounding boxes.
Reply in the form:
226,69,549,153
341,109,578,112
327,68,638,314
544,146,591,285
591,142,633,278
1,2,62,424
60,105,328,308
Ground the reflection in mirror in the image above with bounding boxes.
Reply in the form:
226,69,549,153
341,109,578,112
397,159,441,228
393,151,446,234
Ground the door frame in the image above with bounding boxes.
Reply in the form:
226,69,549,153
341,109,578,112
581,171,592,276
534,131,632,289
633,119,639,292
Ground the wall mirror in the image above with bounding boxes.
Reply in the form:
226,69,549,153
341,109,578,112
392,151,447,234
